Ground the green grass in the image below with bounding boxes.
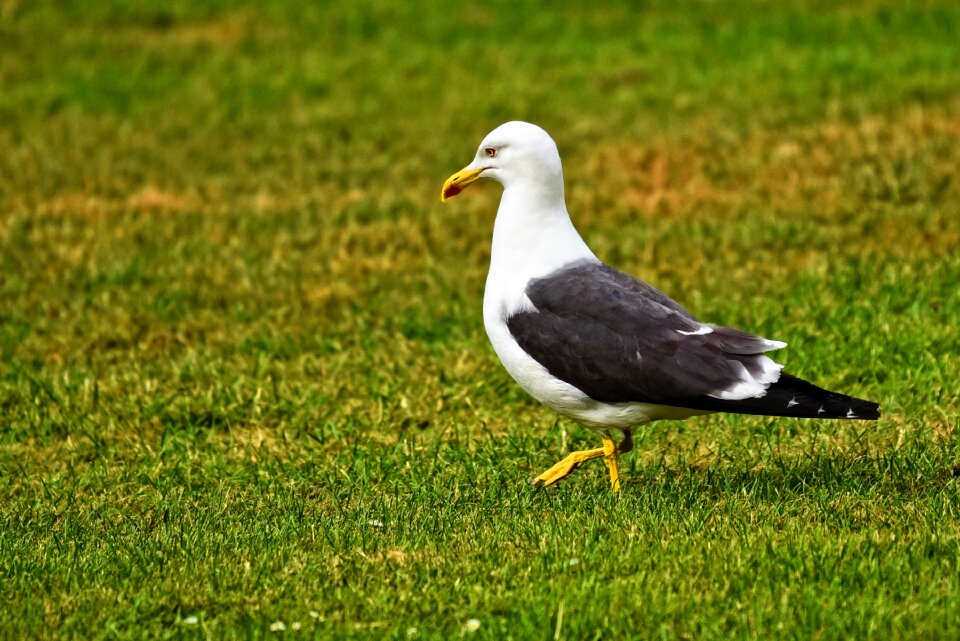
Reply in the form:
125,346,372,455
2,0,960,638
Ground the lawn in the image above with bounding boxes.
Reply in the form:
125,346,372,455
1,1,959,639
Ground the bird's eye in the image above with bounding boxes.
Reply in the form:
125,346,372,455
484,147,497,158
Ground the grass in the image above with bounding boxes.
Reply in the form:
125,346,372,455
1,0,959,638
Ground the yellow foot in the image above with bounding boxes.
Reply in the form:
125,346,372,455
532,437,624,492
531,446,605,487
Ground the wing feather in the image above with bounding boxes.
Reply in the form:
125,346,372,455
506,261,783,405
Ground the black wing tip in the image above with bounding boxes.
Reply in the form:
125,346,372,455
656,373,882,421
846,399,881,420
779,374,881,421
836,400,881,421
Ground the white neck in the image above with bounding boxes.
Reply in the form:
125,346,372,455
483,182,597,323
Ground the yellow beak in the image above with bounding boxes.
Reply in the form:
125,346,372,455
441,166,484,202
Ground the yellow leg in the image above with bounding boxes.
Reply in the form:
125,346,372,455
602,437,621,492
531,446,606,487
532,436,624,492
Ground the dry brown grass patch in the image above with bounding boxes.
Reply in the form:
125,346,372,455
580,100,960,227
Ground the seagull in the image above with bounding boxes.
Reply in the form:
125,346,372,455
440,121,880,492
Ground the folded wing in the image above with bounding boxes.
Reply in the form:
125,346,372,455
507,260,879,420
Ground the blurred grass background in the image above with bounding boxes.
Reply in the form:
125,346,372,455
1,1,959,639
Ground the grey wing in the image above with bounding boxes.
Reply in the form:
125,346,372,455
507,261,785,405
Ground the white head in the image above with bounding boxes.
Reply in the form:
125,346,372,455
441,121,564,203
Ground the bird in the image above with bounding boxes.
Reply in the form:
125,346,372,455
440,121,880,492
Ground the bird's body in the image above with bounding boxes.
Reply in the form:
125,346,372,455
442,121,879,491
483,192,708,431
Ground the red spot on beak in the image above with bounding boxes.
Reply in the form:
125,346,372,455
443,183,463,200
